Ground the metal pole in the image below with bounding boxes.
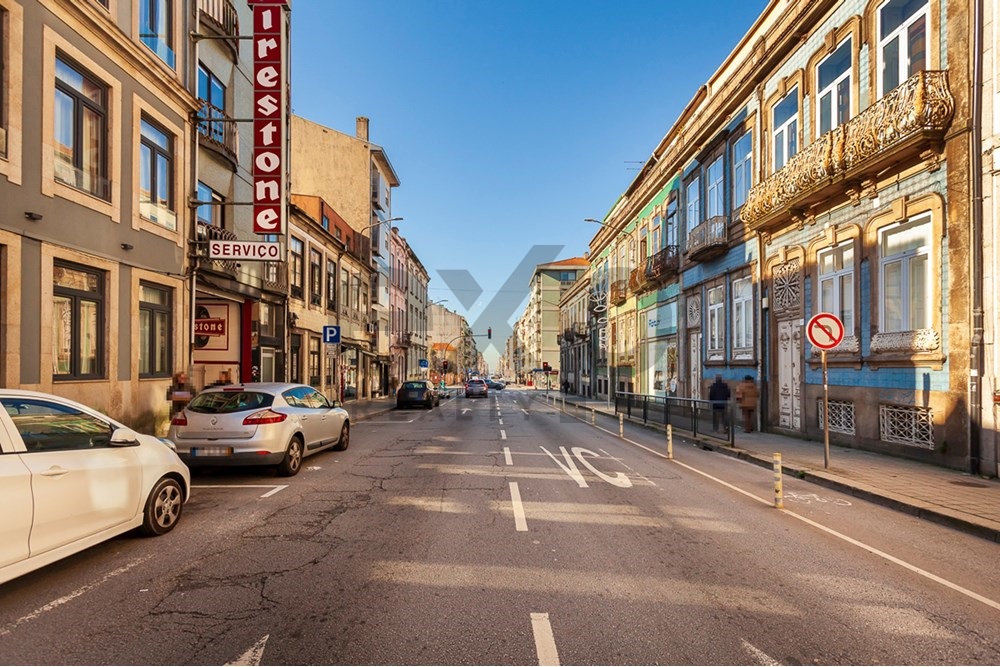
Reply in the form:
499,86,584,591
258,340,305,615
773,453,784,508
823,349,830,469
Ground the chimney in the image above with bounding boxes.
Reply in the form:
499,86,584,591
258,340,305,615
356,116,369,141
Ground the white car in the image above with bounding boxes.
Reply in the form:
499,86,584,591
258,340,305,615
0,390,190,585
168,382,350,476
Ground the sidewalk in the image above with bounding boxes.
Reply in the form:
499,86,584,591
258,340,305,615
546,392,1000,544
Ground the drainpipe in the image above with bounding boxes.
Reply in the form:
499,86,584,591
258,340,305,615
188,3,201,384
969,0,985,475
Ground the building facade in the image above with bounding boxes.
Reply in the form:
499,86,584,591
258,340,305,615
587,0,981,472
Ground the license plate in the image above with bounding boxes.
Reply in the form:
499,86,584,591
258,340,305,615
190,446,233,456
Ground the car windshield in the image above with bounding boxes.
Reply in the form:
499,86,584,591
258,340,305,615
187,391,273,414
402,382,426,389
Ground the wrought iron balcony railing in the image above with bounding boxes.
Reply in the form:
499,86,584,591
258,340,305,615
197,221,239,275
197,100,238,164
199,0,240,47
610,280,628,306
685,216,728,262
628,264,650,293
743,70,955,230
648,245,679,285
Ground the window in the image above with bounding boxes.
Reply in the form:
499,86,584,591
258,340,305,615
321,214,329,231
685,176,701,234
731,131,752,210
651,215,661,252
139,116,175,230
705,155,725,219
289,334,301,384
351,273,361,311
309,249,322,306
773,87,798,170
290,237,303,299
818,242,855,333
879,0,928,97
140,0,174,68
54,55,108,199
53,262,104,379
880,215,930,332
308,337,320,387
731,277,753,354
259,301,275,338
0,7,6,157
196,181,224,227
3,398,113,452
197,64,225,144
139,283,171,377
817,38,852,136
326,259,337,311
707,285,724,358
665,193,678,247
341,267,349,311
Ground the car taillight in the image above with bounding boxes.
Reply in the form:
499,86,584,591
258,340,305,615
243,409,287,425
171,413,188,426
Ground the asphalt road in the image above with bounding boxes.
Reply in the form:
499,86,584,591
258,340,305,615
2,388,1000,665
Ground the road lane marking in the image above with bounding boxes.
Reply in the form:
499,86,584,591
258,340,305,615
741,639,779,665
531,612,560,666
357,420,414,424
225,634,269,666
192,484,288,498
504,447,513,465
0,557,151,636
501,430,507,440
499,418,504,425
509,482,528,531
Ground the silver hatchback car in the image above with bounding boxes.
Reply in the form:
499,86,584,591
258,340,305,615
168,382,349,476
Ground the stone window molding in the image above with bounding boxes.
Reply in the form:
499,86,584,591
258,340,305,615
805,17,862,142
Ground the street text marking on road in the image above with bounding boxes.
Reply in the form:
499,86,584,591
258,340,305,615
541,446,633,488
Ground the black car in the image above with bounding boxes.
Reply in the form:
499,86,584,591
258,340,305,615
396,380,440,409
486,378,505,390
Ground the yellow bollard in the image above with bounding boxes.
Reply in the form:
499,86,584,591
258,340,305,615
667,424,673,459
561,395,565,412
591,408,596,425
619,413,624,438
773,453,784,509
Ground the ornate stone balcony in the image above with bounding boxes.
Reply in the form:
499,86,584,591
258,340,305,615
743,70,955,231
685,216,728,262
610,280,628,306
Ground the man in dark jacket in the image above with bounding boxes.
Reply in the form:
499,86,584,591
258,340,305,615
708,374,731,432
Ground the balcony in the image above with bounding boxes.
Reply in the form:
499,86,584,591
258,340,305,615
610,280,628,306
262,260,288,292
648,245,679,286
573,322,589,338
743,70,955,231
393,333,412,348
196,221,239,275
198,0,240,56
197,100,238,166
685,216,728,262
562,327,576,344
628,265,650,293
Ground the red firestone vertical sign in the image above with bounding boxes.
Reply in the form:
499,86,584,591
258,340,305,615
248,0,288,235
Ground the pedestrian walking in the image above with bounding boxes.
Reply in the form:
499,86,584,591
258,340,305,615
735,375,759,432
708,374,730,432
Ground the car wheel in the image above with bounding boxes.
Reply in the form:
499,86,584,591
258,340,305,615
139,477,183,536
333,421,350,451
278,437,304,476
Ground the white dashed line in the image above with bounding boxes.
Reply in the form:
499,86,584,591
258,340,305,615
531,612,560,666
509,482,528,531
504,446,513,465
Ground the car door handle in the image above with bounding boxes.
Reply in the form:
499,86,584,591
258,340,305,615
39,466,69,477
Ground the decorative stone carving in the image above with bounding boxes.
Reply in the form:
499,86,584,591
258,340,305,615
771,260,802,316
809,335,860,357
686,294,701,328
870,329,941,353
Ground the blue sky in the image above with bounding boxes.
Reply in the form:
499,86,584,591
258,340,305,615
290,0,769,362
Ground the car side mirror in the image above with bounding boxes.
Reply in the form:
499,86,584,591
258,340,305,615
331,400,341,409
109,427,139,446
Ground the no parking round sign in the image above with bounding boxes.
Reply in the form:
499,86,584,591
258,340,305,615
806,312,845,350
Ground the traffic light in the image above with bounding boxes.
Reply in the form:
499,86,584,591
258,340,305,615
487,327,492,339
443,360,449,370
542,361,550,372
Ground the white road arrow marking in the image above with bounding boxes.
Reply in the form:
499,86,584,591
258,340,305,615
225,634,269,666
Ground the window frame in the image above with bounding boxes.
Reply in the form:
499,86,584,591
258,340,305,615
731,276,753,358
731,130,753,211
139,0,175,68
705,154,725,220
326,258,337,312
706,284,725,361
197,63,226,144
139,115,175,230
308,248,322,307
138,281,171,378
816,37,853,137
878,214,932,333
54,53,109,200
289,236,304,299
772,86,799,171
877,0,929,98
52,261,105,380
817,241,856,335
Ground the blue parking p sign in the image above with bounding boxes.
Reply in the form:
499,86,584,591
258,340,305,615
322,325,341,344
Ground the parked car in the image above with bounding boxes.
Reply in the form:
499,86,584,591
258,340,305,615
486,378,505,390
465,378,489,398
168,383,349,476
0,390,189,585
396,380,440,409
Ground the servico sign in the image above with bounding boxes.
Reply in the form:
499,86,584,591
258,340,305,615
208,240,281,261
